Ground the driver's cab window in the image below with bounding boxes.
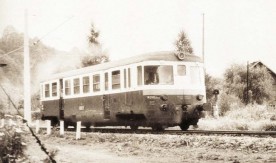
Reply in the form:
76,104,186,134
144,66,159,85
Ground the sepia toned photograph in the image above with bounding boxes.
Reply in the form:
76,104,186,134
0,0,275,162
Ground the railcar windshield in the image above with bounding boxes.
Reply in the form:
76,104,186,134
144,65,174,85
190,66,204,85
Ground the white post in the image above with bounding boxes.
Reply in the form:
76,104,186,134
9,119,13,126
24,9,32,124
60,120,64,136
76,121,81,140
46,120,51,135
35,120,40,134
0,119,4,128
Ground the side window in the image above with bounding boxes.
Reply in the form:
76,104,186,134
177,65,186,76
124,69,127,88
112,70,121,89
52,82,57,97
105,72,109,90
128,68,131,88
73,78,80,94
93,74,100,92
45,84,50,98
190,66,201,84
65,80,71,95
83,76,90,93
137,66,142,86
40,85,43,99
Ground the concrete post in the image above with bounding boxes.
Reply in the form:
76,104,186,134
35,120,40,134
0,119,4,128
9,119,14,126
76,121,81,140
60,120,64,136
46,120,51,135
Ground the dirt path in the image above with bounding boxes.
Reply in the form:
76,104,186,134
23,132,276,163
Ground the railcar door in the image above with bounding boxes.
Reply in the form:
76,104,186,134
59,79,65,120
103,95,111,119
103,72,111,119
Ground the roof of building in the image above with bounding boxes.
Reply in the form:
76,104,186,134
250,61,276,78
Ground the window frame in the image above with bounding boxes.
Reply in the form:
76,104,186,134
111,70,121,90
64,79,72,96
82,76,90,94
52,82,58,97
73,78,80,95
93,74,101,92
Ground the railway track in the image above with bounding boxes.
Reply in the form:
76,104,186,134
60,127,276,137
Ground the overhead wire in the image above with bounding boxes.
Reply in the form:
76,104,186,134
1,15,75,57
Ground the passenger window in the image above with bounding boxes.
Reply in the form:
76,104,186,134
45,84,50,98
65,80,71,95
112,70,121,89
128,68,131,88
73,78,80,94
137,66,142,86
124,69,127,88
83,76,90,93
40,85,43,99
93,74,100,92
52,82,57,97
105,73,109,90
177,65,186,76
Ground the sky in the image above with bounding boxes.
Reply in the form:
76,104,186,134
0,0,276,77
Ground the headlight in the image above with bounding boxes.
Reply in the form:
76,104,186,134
196,95,204,101
41,104,44,111
160,95,168,101
160,104,168,111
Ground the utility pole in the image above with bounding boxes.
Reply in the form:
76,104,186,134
202,13,205,64
246,61,249,105
24,9,31,124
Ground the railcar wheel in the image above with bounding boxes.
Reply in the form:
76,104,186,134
179,123,190,131
85,125,91,131
130,125,139,131
152,125,165,131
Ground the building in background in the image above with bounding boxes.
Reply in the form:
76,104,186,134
250,61,276,106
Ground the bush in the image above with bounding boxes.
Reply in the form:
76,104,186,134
32,110,42,120
218,92,242,115
223,64,274,104
226,104,276,121
0,126,25,162
198,104,276,131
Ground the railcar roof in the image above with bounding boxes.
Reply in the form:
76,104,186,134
43,51,202,81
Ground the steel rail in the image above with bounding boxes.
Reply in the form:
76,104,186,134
59,127,276,136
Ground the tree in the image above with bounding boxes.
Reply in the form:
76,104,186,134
81,23,109,67
88,24,100,45
0,26,23,53
223,63,274,104
175,31,194,55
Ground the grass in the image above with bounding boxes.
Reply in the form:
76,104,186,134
198,104,276,131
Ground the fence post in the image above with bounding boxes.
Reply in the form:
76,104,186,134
9,119,13,126
35,120,40,134
76,121,81,140
0,119,4,128
60,120,64,136
46,120,51,135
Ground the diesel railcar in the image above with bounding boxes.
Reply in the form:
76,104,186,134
40,51,206,131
